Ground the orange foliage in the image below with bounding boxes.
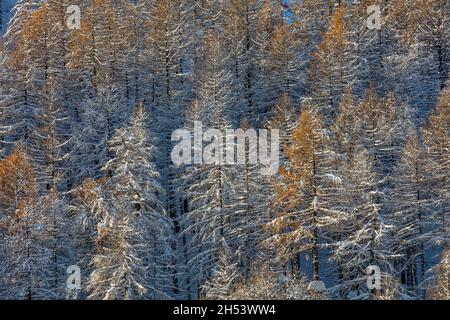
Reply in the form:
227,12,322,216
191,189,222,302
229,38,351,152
256,0,273,31
421,83,450,153
269,24,290,61
8,3,53,71
0,146,37,209
67,19,93,69
275,110,315,206
267,106,325,260
310,5,348,68
427,249,450,300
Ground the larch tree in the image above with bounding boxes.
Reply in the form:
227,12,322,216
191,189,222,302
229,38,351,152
76,0,119,92
347,0,398,97
252,0,279,123
145,0,190,296
380,0,447,117
232,118,274,276
309,5,357,123
0,0,448,302
228,261,311,300
267,105,340,281
182,32,241,298
87,103,170,300
426,249,450,300
357,88,409,181
421,83,449,248
71,177,109,298
201,239,240,300
0,146,57,299
291,0,336,45
1,0,71,161
34,188,75,299
0,2,43,150
69,84,129,185
389,134,427,295
264,93,297,167
29,78,71,192
332,90,361,162
267,21,306,107
332,147,395,300
222,0,261,122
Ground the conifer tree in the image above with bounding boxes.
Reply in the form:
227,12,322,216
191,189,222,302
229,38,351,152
309,5,357,122
265,93,297,156
69,84,129,184
87,103,170,300
201,239,239,300
332,90,360,162
268,105,339,280
267,21,305,106
332,148,394,300
389,134,427,294
0,0,448,301
233,118,273,275
145,0,191,296
389,0,449,112
182,33,242,297
421,84,449,248
221,0,261,121
427,249,450,300
229,262,310,300
0,146,54,299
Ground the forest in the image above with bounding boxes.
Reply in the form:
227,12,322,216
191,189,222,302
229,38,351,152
0,0,448,300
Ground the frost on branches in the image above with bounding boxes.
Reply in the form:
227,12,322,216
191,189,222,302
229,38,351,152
0,0,448,300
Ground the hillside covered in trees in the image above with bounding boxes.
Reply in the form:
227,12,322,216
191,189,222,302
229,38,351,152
0,0,448,300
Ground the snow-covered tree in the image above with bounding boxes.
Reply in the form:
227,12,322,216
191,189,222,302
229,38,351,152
228,262,311,300
181,33,247,298
267,105,340,280
252,0,281,123
387,0,448,114
265,93,297,157
309,5,358,123
357,88,410,180
421,83,449,248
0,0,448,301
267,20,306,106
332,148,395,300
0,146,58,299
201,239,240,300
221,0,260,122
69,84,129,185
86,103,170,300
232,118,273,275
144,0,191,297
389,134,427,295
426,249,450,300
